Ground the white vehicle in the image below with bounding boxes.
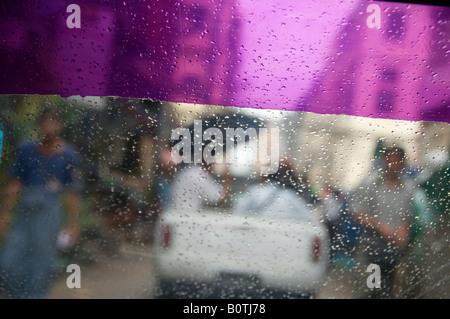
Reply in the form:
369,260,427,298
153,183,329,298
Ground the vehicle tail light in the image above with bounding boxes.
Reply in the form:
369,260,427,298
312,236,321,262
162,224,171,248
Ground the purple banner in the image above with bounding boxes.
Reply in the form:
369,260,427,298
0,0,448,123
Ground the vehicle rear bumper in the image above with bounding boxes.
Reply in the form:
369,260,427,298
154,253,325,294
155,277,316,299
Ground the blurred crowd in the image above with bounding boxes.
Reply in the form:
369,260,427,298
0,103,448,299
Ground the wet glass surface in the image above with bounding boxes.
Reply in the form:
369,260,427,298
0,0,448,300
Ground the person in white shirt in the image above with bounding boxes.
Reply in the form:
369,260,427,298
168,163,232,213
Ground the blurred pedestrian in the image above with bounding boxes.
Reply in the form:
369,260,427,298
320,186,361,268
0,109,80,298
168,157,232,213
95,132,148,252
350,147,414,298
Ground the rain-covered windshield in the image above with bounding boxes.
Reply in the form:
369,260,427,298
0,0,448,301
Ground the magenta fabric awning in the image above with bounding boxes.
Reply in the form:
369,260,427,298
0,0,448,123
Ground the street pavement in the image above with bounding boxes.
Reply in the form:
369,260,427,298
48,243,157,299
48,241,358,299
48,239,448,299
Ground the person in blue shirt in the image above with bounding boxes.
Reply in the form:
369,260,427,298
0,109,80,298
